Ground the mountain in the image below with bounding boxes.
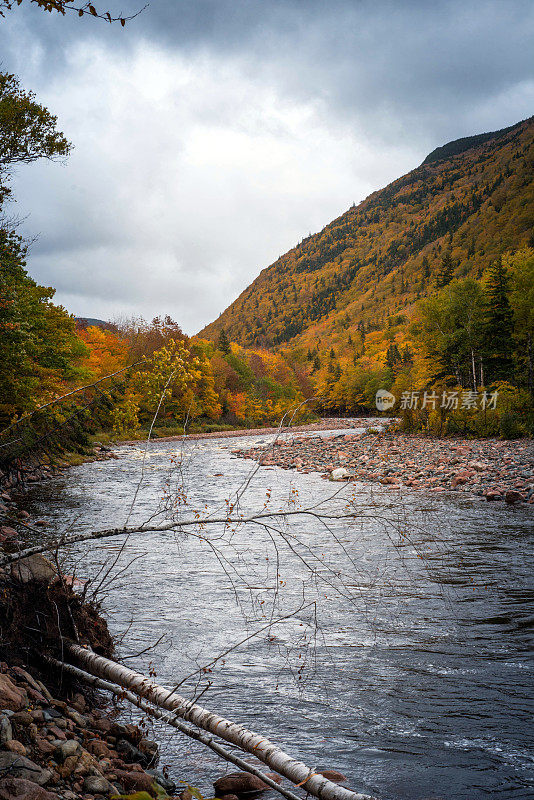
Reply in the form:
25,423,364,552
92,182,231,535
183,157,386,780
200,116,534,358
76,317,116,331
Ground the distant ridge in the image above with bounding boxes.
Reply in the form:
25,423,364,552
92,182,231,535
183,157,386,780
421,117,531,165
199,115,534,355
76,317,115,331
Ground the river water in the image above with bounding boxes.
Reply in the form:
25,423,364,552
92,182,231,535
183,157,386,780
19,428,534,800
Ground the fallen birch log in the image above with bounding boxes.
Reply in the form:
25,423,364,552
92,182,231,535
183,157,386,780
0,507,364,569
66,643,376,800
47,655,303,800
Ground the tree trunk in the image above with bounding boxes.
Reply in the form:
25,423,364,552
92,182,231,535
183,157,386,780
47,655,304,800
67,643,375,800
528,332,533,395
0,507,360,569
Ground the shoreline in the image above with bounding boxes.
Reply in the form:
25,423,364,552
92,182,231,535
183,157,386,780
119,416,386,445
233,429,534,505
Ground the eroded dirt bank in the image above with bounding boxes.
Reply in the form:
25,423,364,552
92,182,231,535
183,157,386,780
0,559,181,800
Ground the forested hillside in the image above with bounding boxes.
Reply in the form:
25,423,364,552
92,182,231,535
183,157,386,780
2,64,533,448
201,116,533,355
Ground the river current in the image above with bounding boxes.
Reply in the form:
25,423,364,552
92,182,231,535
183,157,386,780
19,427,534,800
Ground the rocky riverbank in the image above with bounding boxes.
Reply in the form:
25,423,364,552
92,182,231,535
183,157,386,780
0,662,177,800
0,443,118,550
0,549,183,800
234,430,534,505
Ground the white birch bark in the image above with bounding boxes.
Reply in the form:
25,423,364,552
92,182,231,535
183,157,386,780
67,643,376,800
0,508,361,568
47,655,304,800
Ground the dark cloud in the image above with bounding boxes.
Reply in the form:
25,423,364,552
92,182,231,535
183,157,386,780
0,1,532,331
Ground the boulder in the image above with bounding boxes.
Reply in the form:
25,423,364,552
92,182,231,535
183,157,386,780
214,771,269,795
0,753,52,785
330,467,350,481
505,490,523,504
117,738,148,767
0,674,27,711
3,739,27,755
146,768,175,793
54,738,81,762
10,555,56,584
0,777,57,800
112,768,156,794
83,773,117,795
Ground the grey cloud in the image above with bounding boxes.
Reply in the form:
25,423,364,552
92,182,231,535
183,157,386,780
0,0,532,332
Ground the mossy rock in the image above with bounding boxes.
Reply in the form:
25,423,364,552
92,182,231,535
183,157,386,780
111,792,157,800
111,786,169,800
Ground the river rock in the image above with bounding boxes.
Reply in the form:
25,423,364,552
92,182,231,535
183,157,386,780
83,773,117,795
0,777,57,800
0,714,12,744
117,737,148,766
138,737,159,766
112,768,155,794
505,489,523,504
66,707,87,727
147,767,176,793
317,769,347,783
10,555,56,584
214,771,269,795
0,526,18,540
11,711,33,728
59,747,99,779
0,753,52,785
54,738,81,762
330,467,350,481
87,738,112,759
34,738,55,757
3,740,27,755
0,674,28,710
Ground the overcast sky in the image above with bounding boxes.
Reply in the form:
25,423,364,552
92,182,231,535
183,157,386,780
1,0,533,333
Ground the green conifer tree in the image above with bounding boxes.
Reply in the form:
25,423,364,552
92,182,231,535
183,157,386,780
217,328,231,355
484,257,514,381
436,250,454,288
421,255,430,286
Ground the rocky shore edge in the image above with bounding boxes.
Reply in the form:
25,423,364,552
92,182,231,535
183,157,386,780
0,660,179,800
0,442,118,550
234,429,534,505
0,557,301,800
0,541,184,800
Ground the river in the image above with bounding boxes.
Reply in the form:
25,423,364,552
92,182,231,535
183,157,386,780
19,427,534,800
